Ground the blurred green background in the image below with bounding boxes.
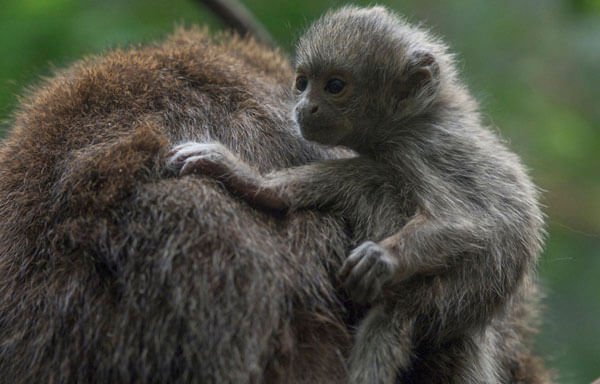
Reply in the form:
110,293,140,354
0,0,598,382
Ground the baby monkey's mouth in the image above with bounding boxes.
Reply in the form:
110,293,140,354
299,121,346,147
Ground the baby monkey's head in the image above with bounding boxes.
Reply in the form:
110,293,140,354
293,6,447,150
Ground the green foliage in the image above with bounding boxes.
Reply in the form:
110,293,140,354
1,0,598,382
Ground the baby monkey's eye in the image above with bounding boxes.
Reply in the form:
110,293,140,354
325,78,346,94
296,76,308,92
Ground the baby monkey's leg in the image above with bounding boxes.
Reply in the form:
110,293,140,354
348,306,414,384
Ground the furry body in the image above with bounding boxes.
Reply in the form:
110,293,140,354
0,28,352,383
169,7,552,384
0,22,549,384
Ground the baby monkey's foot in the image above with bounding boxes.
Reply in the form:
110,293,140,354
339,241,399,304
167,142,236,177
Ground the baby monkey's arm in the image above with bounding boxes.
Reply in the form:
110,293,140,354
167,142,371,213
339,212,486,303
169,143,488,306
167,142,292,211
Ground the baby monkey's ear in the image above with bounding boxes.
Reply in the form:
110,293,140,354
396,50,441,113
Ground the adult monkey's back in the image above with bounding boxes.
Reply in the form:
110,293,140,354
0,29,352,383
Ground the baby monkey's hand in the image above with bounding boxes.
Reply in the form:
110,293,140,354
167,142,238,178
339,241,400,304
167,142,288,212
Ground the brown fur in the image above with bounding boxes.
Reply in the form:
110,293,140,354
0,25,549,383
0,28,352,383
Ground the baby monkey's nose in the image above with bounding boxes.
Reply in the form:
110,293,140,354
310,105,319,114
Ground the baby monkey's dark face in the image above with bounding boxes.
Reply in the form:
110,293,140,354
292,68,359,147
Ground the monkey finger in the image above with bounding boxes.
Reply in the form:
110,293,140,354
166,152,185,170
168,142,205,159
167,146,200,170
180,154,223,176
353,254,379,280
353,264,382,303
168,142,227,165
338,241,377,280
363,271,385,303
338,261,354,282
353,240,378,255
167,142,195,157
343,255,377,293
338,256,360,282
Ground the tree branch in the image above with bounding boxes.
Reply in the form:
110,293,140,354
194,0,275,46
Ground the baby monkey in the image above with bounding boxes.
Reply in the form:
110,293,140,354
169,6,543,383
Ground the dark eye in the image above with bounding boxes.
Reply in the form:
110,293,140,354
325,78,346,94
296,76,308,92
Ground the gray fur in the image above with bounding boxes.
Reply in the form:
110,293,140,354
170,6,549,383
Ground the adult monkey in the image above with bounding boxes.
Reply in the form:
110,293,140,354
0,9,549,384
0,27,354,383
